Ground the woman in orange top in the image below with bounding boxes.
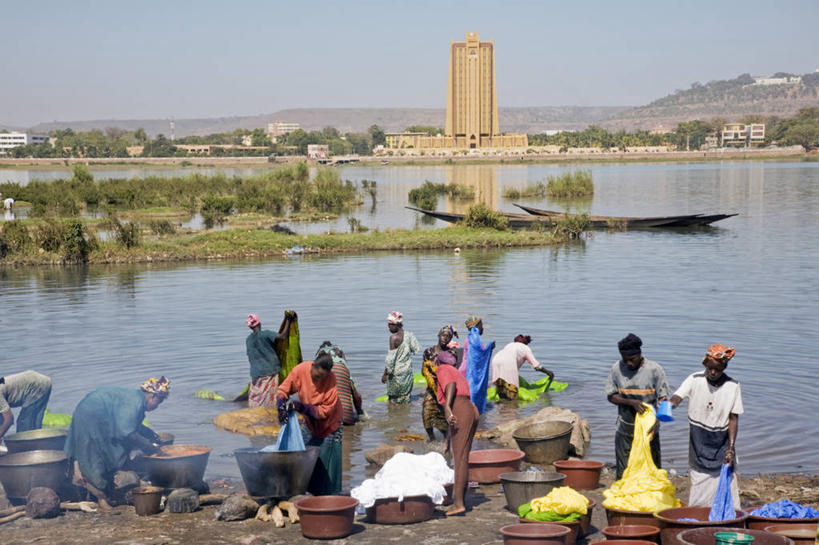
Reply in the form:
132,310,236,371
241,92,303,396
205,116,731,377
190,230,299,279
277,353,343,494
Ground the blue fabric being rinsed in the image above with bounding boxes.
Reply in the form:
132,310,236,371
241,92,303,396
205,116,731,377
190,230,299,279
261,409,305,452
751,499,819,519
709,463,735,521
465,327,494,414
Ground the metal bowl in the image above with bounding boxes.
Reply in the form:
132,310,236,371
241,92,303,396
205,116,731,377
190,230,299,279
499,471,566,512
3,428,68,454
234,446,319,498
513,420,574,464
140,444,211,489
0,449,69,500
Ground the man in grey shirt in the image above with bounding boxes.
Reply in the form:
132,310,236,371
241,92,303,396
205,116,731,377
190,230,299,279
604,333,669,479
0,370,52,440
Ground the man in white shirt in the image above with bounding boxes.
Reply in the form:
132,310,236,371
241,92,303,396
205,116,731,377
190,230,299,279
671,344,743,507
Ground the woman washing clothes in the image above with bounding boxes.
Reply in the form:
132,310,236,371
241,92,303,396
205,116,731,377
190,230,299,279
382,311,421,404
436,351,479,516
490,335,554,400
64,377,170,511
421,325,461,441
277,353,343,495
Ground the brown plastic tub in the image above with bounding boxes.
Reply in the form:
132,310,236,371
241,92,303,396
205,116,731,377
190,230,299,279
679,527,794,545
580,498,597,536
468,449,526,483
501,523,572,545
552,460,605,490
654,506,748,545
606,507,662,528
131,486,163,516
763,524,818,545
602,525,661,543
746,508,819,531
520,517,582,544
365,495,435,524
590,540,657,545
295,495,358,539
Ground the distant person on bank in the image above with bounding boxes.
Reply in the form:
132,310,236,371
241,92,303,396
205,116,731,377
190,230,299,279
0,370,52,440
382,311,421,404
245,311,295,408
670,344,743,507
490,334,554,400
605,333,669,479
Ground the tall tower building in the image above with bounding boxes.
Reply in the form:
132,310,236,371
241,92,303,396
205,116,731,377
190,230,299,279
445,31,500,148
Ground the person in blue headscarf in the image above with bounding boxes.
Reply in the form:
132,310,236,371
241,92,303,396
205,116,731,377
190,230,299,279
64,377,170,511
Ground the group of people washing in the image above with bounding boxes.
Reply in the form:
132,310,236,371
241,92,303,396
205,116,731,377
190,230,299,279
0,316,741,516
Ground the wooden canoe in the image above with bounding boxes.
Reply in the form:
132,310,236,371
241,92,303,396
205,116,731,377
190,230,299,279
514,204,736,227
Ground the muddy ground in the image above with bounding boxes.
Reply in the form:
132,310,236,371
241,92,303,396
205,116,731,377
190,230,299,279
2,469,818,545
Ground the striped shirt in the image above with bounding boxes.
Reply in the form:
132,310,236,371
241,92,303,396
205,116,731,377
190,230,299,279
604,358,669,433
331,361,357,425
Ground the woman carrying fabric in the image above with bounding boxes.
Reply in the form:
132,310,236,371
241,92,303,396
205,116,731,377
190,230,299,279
421,325,459,441
382,311,421,404
670,344,743,507
277,354,344,495
64,377,170,511
436,350,479,516
490,335,554,400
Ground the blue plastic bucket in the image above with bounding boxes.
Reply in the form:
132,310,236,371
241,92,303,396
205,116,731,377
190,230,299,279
656,400,674,422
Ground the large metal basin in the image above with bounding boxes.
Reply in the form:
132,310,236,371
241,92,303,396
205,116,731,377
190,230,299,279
0,449,69,500
499,471,566,512
513,420,574,464
234,446,319,498
140,444,210,489
3,428,68,454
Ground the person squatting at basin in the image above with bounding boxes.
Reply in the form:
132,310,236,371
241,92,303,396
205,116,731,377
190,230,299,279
490,335,554,400
670,344,743,507
245,310,295,409
316,341,364,425
421,325,461,441
435,350,478,516
382,311,421,405
64,376,170,511
0,370,52,439
277,354,344,495
605,333,669,479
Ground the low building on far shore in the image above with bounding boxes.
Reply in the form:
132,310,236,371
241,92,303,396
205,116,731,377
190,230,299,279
0,132,49,154
722,123,765,147
307,144,329,160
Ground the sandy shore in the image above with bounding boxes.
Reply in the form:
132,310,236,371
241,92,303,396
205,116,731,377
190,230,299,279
1,469,816,545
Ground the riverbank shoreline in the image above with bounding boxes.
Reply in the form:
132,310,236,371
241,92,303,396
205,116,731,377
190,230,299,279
0,471,815,545
0,225,579,267
0,146,813,169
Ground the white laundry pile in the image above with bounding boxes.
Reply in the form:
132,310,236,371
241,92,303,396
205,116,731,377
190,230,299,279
351,452,454,508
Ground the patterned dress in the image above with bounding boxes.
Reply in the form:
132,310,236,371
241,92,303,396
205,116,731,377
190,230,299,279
384,331,421,404
421,346,449,433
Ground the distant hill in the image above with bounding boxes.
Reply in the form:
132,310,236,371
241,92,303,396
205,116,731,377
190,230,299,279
28,107,630,138
602,72,819,130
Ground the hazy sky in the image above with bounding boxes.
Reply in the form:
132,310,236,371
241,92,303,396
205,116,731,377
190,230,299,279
2,0,817,127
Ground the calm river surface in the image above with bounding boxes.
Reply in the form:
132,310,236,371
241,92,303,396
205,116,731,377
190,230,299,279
1,160,817,487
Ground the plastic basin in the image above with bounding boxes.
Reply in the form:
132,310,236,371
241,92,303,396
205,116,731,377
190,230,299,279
365,494,435,524
468,449,526,483
3,429,67,454
580,498,597,536
295,495,358,539
654,507,749,545
132,486,163,516
499,471,566,512
763,524,818,545
0,449,68,500
513,421,574,464
746,508,819,531
520,516,582,544
501,523,572,545
552,460,605,490
678,528,794,545
589,541,658,545
141,444,210,489
606,507,662,528
602,525,661,543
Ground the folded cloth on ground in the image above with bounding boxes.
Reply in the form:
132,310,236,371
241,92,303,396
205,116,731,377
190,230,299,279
351,452,454,508
529,486,589,516
751,499,819,518
518,502,584,521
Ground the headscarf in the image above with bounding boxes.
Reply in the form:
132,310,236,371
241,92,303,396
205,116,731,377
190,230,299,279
387,311,403,325
438,324,458,338
465,315,481,329
705,344,735,364
141,376,170,397
618,333,643,356
315,341,347,365
436,351,456,366
514,334,532,344
246,313,260,328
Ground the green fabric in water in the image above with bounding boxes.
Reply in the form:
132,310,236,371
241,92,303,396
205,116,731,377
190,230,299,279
487,376,568,402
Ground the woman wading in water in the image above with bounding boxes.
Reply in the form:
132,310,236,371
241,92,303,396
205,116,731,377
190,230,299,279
382,311,421,404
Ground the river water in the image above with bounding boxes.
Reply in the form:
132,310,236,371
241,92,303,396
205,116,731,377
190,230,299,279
0,160,817,488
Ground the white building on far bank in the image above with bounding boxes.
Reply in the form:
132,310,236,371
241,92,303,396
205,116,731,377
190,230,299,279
0,132,49,153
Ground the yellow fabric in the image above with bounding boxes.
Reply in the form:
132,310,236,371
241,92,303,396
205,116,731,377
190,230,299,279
602,404,681,512
530,486,589,515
